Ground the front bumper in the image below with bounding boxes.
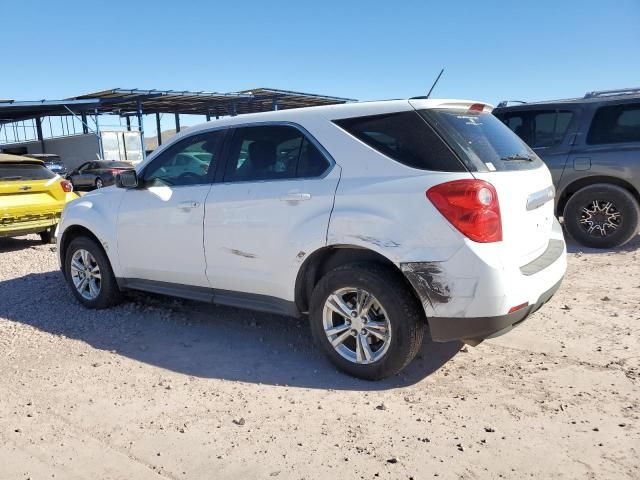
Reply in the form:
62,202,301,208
427,277,563,342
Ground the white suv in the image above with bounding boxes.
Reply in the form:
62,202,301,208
57,99,566,380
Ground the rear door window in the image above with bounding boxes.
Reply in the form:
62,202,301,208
223,125,330,182
587,103,640,144
0,163,55,181
333,111,466,171
419,109,544,171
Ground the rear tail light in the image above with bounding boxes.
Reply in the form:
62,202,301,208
60,179,73,193
426,179,502,243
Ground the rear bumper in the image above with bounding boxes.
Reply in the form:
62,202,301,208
428,277,563,342
0,215,60,238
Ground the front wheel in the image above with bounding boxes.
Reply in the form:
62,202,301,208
309,263,425,380
64,236,122,308
563,184,639,248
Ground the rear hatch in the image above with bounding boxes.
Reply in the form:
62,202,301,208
413,102,556,264
0,162,66,225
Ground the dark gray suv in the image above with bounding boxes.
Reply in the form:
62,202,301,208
493,88,640,248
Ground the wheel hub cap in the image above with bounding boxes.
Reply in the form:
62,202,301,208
579,200,621,237
322,287,392,365
70,249,102,300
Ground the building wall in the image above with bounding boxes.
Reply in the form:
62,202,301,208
1,130,144,169
0,134,100,170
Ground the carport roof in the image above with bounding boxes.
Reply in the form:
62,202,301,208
0,88,356,124
0,98,103,124
70,87,356,116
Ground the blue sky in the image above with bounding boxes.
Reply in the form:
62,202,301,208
2,0,639,133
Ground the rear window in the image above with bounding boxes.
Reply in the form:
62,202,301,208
587,103,640,145
333,111,466,171
0,163,56,181
419,109,544,172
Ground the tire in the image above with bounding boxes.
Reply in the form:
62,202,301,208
95,177,104,189
309,263,425,380
563,183,639,249
39,227,55,244
64,236,122,309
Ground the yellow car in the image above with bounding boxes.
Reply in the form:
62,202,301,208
0,153,78,243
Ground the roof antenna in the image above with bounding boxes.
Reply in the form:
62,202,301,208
426,68,445,99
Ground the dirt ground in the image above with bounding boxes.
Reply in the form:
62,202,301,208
0,234,638,480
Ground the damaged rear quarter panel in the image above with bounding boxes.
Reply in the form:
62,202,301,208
326,172,471,263
401,261,481,318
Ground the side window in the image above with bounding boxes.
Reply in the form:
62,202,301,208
500,110,573,148
143,130,223,186
333,111,464,171
223,125,329,182
502,112,533,145
587,103,640,145
531,112,557,148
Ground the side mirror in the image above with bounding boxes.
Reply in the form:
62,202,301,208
116,170,139,189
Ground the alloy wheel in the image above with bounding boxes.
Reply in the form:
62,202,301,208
322,287,391,364
579,200,621,237
70,249,102,300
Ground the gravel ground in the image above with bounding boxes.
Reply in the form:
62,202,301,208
0,234,638,480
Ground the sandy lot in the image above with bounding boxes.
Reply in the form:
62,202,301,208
0,234,638,480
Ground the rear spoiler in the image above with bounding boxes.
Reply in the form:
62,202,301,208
409,99,493,113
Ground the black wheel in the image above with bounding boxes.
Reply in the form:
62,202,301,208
95,177,104,189
309,263,425,380
39,227,55,244
563,184,639,248
64,236,122,309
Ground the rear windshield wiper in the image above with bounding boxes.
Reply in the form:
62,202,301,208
501,154,534,162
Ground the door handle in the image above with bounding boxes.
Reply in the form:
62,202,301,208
280,193,312,202
178,200,201,210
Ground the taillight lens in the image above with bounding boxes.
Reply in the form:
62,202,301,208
426,179,502,243
60,179,73,193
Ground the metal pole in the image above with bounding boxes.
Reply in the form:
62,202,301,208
272,96,278,111
95,109,104,160
35,117,45,153
206,111,211,122
126,116,131,131
155,113,162,146
137,100,146,161
175,113,181,132
81,113,88,134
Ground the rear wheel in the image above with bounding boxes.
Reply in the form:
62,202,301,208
309,263,425,380
64,236,122,308
563,184,639,248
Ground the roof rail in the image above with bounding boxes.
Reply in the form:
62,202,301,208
496,100,526,108
584,87,640,98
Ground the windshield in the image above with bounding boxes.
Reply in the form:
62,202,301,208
0,163,56,181
418,109,543,172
